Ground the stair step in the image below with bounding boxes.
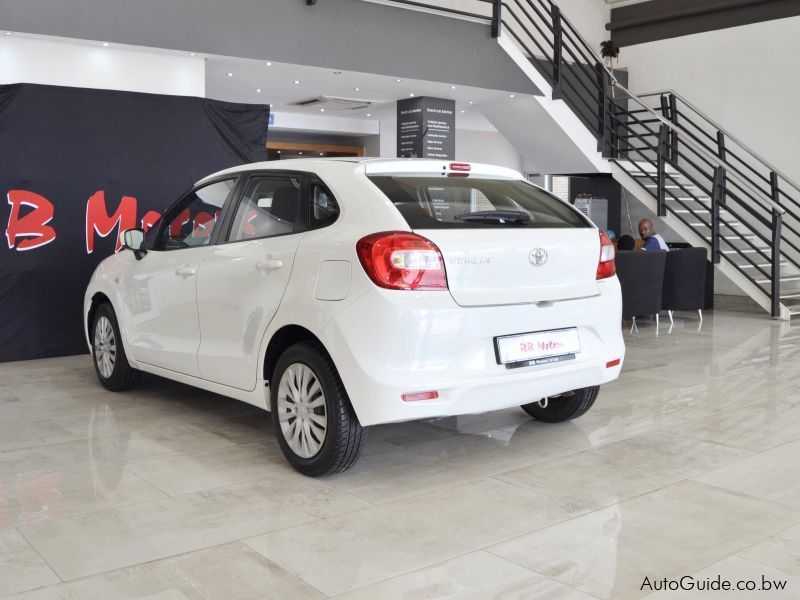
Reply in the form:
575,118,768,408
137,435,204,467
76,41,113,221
756,276,800,284
780,293,800,299
741,263,790,269
688,222,742,228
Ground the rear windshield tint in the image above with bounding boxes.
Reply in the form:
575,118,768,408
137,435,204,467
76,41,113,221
368,175,590,229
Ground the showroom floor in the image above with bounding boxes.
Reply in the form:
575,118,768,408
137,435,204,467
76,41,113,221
1,311,799,599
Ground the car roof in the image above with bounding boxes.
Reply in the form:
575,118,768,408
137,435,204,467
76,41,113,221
196,157,524,185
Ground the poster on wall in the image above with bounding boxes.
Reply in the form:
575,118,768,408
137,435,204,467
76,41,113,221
396,96,455,159
0,83,269,362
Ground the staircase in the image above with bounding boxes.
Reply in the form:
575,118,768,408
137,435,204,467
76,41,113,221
376,0,800,319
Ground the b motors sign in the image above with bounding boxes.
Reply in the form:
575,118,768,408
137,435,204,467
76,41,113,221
0,83,268,361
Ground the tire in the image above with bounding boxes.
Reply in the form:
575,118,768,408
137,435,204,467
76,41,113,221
270,342,367,477
91,303,140,392
521,386,599,423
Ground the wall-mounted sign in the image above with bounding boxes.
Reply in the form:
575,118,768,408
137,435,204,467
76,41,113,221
396,96,455,159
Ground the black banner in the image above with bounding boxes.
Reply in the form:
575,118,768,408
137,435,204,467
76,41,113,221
397,96,455,159
0,83,269,362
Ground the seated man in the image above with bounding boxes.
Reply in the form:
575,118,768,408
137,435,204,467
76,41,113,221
638,218,669,251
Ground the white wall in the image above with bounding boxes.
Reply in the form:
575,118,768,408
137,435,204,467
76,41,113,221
456,129,523,171
621,15,800,185
553,0,610,52
0,36,204,96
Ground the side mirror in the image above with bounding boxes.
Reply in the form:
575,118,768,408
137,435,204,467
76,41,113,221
122,228,146,260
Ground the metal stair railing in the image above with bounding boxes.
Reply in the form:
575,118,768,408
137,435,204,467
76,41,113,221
372,0,789,317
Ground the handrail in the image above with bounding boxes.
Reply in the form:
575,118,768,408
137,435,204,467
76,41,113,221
519,3,788,215
637,89,800,196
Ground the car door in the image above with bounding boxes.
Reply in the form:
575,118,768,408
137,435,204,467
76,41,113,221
122,177,238,376
195,173,306,390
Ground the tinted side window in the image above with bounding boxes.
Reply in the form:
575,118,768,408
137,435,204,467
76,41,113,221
154,179,236,250
310,183,339,229
228,176,301,242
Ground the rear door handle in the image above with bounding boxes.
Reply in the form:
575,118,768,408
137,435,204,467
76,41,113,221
256,259,284,272
175,266,197,277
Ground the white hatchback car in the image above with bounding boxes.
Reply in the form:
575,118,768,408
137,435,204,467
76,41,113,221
84,158,624,475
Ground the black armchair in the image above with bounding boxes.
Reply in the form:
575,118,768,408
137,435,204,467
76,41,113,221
615,250,667,328
661,247,708,323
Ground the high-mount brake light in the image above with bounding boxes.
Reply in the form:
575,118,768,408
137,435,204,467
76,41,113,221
596,230,616,280
356,231,448,290
448,163,471,172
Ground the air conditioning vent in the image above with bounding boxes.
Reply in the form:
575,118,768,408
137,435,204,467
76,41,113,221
289,96,373,110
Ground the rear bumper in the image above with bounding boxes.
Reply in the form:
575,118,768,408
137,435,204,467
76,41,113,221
323,277,625,426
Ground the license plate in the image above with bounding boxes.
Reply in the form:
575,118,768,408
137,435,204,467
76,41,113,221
495,328,581,366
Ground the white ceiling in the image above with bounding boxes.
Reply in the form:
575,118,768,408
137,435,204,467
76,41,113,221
203,54,519,132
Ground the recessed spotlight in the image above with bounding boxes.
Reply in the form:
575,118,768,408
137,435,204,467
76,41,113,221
354,87,360,91
319,152,324,156
333,71,342,75
189,52,196,56
468,101,474,104
227,72,233,77
395,79,402,82
3,32,11,36
366,113,372,117
299,151,303,155
265,61,272,66
255,88,261,93
269,104,273,107
409,93,415,97
277,150,281,154
320,108,325,112
460,110,465,113
293,80,300,84
101,42,110,47
509,94,515,98
450,85,456,90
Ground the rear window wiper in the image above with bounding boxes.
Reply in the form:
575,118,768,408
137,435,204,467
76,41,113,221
454,210,531,224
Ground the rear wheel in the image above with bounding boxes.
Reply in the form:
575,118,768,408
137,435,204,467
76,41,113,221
270,343,366,476
521,386,599,422
92,303,140,391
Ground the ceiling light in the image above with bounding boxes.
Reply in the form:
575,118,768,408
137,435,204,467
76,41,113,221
3,32,11,36
409,93,415,97
299,151,303,155
460,110,465,113
227,72,233,77
366,113,371,117
189,52,196,56
101,42,110,47
319,152,324,156
395,79,402,82
255,88,261,93
509,94,515,98
333,71,342,74
450,85,456,90
265,61,272,66
354,87,360,91
320,108,325,112
293,80,300,84
269,104,273,107
277,150,281,154
469,101,473,104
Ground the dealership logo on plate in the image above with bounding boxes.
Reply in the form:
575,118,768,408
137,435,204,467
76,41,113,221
529,248,548,266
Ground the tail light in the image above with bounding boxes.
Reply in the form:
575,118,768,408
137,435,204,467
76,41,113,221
596,230,616,280
356,231,448,290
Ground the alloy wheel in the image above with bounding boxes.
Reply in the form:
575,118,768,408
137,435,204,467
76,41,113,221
94,315,117,379
276,363,328,458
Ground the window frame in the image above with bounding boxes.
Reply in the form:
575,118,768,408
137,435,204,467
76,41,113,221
146,175,243,252
219,171,311,245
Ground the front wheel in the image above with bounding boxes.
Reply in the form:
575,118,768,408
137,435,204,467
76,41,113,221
92,303,140,391
521,386,599,422
270,343,366,477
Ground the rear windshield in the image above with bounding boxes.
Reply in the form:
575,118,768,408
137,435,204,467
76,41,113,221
368,175,590,229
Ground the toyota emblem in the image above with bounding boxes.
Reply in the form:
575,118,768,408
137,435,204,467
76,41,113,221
529,248,548,266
